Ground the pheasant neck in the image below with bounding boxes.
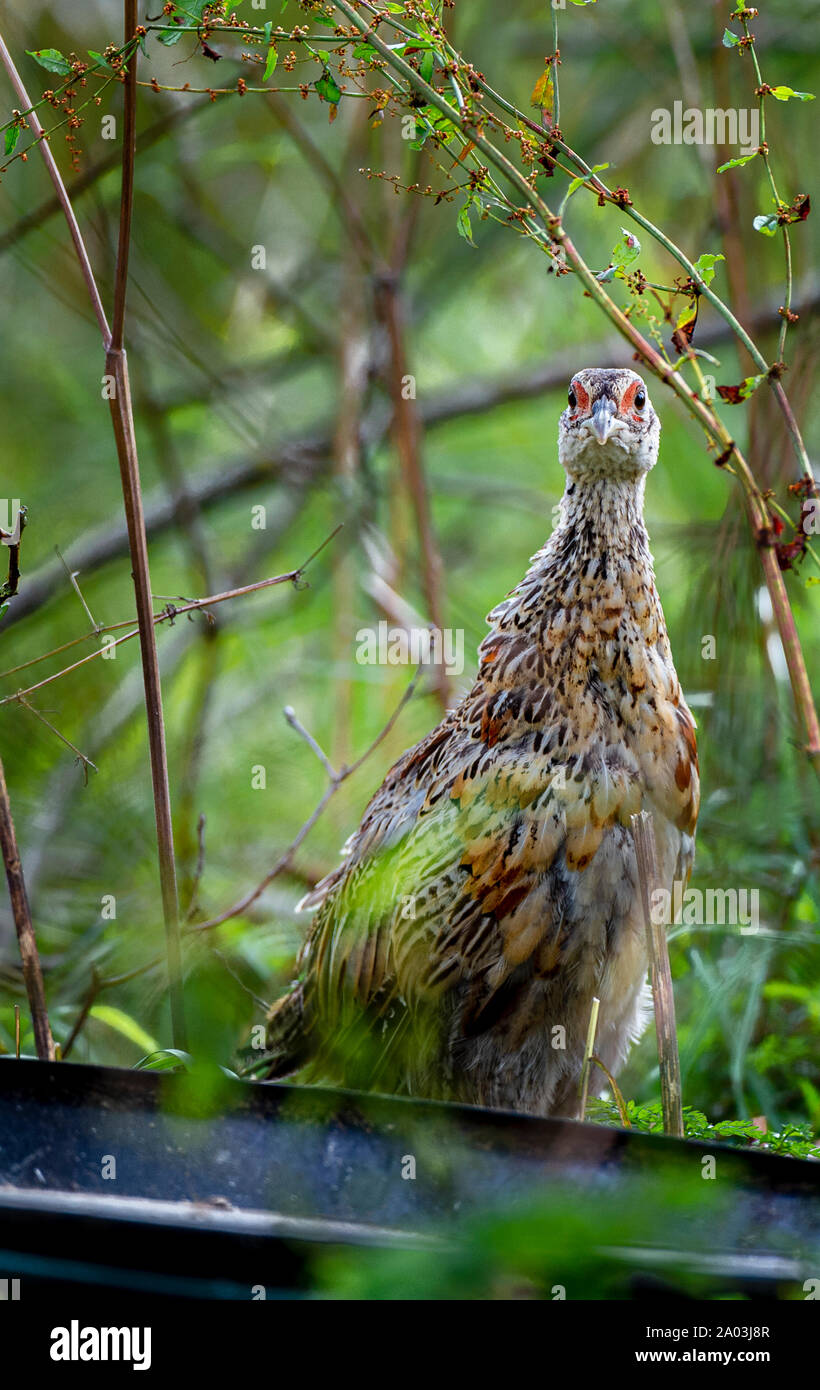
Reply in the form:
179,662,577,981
558,473,649,553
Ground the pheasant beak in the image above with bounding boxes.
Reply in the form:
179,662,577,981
590,396,617,445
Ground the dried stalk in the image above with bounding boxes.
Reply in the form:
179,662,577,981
578,994,600,1121
0,754,55,1060
631,811,683,1139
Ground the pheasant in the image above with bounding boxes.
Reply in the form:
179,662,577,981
265,368,699,1116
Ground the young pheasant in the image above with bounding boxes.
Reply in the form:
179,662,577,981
265,368,699,1116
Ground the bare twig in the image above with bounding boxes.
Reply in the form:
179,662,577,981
55,547,101,634
590,1055,631,1129
631,811,684,1139
0,545,335,707
61,969,101,1061
191,665,422,934
185,813,207,922
14,695,98,782
0,754,55,1060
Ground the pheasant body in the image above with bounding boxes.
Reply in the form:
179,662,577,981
266,368,699,1116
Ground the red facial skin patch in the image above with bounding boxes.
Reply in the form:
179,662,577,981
620,380,643,422
569,380,590,420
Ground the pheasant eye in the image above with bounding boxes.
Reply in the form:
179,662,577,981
635,388,646,409
567,387,577,409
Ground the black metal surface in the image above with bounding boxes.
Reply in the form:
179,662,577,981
0,1058,817,1298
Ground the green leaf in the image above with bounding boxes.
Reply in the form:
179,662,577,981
457,201,476,247
564,162,609,199
722,29,741,48
739,373,765,398
769,86,815,102
263,21,272,45
753,212,779,236
693,252,725,286
530,65,554,112
610,227,641,269
420,47,434,84
4,124,20,156
27,48,73,75
314,67,342,105
717,152,758,172
353,43,378,62
89,1005,159,1055
263,44,278,81
87,49,115,73
157,2,214,45
133,1047,194,1072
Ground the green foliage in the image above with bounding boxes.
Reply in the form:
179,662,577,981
588,1099,820,1160
26,47,72,74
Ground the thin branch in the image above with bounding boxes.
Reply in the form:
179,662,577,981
55,546,101,634
0,553,331,706
0,754,55,1061
284,706,337,780
631,812,683,1139
15,694,98,782
192,665,422,935
590,1055,631,1129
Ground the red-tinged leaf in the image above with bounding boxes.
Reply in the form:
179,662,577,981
717,373,765,404
671,303,698,355
530,66,554,112
776,533,808,571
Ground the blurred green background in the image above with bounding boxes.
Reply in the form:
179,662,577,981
0,0,817,1137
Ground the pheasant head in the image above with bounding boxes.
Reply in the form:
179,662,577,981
558,367,660,483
